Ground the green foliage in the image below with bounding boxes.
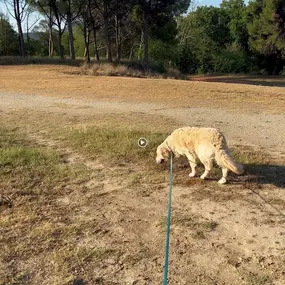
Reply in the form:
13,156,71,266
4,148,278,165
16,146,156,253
3,0,285,75
247,0,285,74
193,6,232,50
62,32,69,56
221,0,249,50
176,5,235,74
176,0,271,74
212,50,251,73
150,14,178,44
149,39,179,64
25,37,46,56
0,14,18,56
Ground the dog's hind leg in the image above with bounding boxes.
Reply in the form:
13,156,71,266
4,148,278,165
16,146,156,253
186,153,197,177
218,168,228,184
200,159,213,180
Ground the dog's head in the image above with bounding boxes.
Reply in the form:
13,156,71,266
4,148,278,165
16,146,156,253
156,142,170,164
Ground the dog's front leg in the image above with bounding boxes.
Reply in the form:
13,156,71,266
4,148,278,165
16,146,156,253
186,153,197,177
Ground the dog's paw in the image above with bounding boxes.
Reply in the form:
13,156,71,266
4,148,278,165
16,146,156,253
218,177,227,184
189,173,196,178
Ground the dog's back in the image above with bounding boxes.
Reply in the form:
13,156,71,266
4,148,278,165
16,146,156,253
170,127,225,150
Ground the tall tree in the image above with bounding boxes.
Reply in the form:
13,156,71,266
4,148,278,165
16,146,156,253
32,0,56,56
220,0,249,50
76,0,93,62
35,0,67,58
50,0,66,58
3,0,27,56
92,0,119,62
0,13,18,55
25,5,40,56
177,5,236,73
248,0,285,74
113,0,131,62
136,0,191,64
87,0,102,62
64,0,83,60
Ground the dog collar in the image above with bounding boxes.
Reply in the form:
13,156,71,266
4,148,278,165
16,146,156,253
165,139,173,153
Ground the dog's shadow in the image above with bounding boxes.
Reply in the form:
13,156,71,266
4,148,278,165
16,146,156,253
171,157,285,189
241,163,285,189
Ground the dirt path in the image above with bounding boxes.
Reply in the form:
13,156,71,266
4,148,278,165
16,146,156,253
1,91,284,158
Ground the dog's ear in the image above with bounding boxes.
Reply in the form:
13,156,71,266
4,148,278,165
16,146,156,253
161,147,170,158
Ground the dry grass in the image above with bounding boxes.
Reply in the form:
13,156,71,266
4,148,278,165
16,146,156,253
1,65,285,114
80,62,183,79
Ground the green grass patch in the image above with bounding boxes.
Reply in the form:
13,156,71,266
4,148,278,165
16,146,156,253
0,127,89,196
231,148,270,165
0,125,94,285
0,145,88,196
60,127,165,162
57,126,281,187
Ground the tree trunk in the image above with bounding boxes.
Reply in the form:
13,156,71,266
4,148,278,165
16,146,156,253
57,29,64,59
115,13,121,62
143,9,149,65
88,0,100,63
129,43,135,60
274,53,283,75
67,12,75,60
26,21,30,57
93,28,100,62
84,23,90,63
52,1,64,59
14,0,25,57
138,30,143,60
103,0,112,62
48,28,54,57
48,9,54,57
16,20,25,57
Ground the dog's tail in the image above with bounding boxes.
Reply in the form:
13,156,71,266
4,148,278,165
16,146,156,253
215,148,244,175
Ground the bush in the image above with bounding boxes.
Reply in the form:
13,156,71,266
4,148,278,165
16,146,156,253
212,51,249,73
149,39,179,67
176,44,199,74
81,61,183,79
176,43,259,75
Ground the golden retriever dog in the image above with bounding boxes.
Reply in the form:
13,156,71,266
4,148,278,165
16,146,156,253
156,127,244,184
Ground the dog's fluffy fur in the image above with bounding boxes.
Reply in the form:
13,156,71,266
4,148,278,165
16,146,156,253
156,127,244,184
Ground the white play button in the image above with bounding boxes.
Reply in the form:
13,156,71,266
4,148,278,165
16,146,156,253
138,138,148,148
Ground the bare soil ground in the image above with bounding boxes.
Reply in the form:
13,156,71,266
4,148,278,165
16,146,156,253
0,65,284,285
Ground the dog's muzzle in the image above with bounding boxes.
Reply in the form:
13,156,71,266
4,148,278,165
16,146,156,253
156,158,165,164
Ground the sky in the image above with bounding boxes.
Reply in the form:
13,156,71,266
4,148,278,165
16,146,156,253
197,0,249,6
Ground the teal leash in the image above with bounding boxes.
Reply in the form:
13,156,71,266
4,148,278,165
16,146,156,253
163,151,173,285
